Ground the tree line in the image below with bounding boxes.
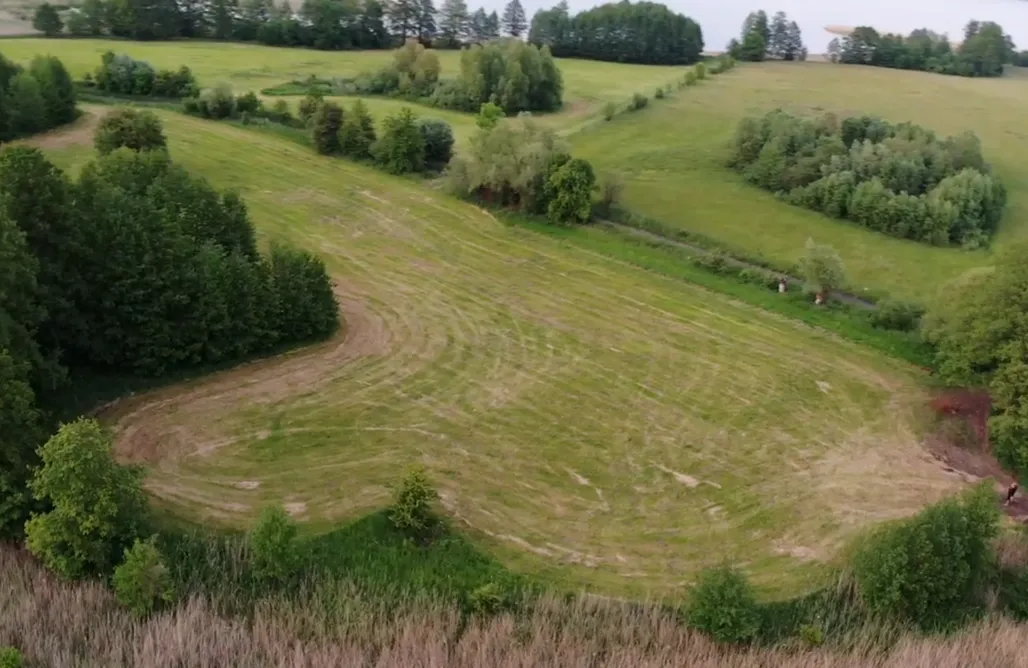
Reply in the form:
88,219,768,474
828,20,1013,78
729,110,1005,248
0,52,76,143
0,108,339,542
726,10,806,62
528,0,703,65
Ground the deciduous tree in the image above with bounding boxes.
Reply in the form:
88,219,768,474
32,3,63,35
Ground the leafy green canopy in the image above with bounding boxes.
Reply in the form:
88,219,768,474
729,110,1005,248
0,52,76,143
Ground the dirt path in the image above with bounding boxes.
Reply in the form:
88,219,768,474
601,220,878,310
20,106,111,151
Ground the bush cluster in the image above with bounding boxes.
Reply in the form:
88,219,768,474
92,52,198,98
686,564,761,644
94,108,168,154
729,110,1005,247
0,51,77,143
184,87,300,127
344,39,563,115
447,113,596,225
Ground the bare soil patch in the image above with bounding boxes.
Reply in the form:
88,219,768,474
22,107,110,151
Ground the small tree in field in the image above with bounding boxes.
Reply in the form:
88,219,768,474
417,117,454,167
113,536,175,618
800,238,845,303
248,505,300,584
32,3,63,36
339,99,376,159
687,564,760,644
312,101,343,155
25,418,147,579
389,466,438,541
374,107,425,174
475,101,503,130
94,109,167,155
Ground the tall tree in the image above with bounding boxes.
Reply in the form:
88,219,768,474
484,9,498,39
527,0,569,53
207,0,237,38
32,3,64,35
358,0,389,47
501,0,525,37
416,0,436,43
387,0,419,39
437,0,468,46
468,6,486,41
768,11,789,59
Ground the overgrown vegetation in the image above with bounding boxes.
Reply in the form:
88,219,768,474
686,564,761,644
113,536,176,618
729,110,1005,248
345,38,563,114
529,0,704,65
828,21,1012,78
0,51,76,143
91,52,198,98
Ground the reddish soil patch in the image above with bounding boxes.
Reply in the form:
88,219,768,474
924,389,1028,521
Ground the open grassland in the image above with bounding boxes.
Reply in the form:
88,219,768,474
573,62,1028,303
36,108,963,597
5,544,1028,668
0,37,682,130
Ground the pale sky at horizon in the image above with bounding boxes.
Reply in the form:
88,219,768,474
503,0,1028,53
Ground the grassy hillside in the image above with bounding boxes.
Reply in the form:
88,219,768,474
573,61,1028,303
36,108,961,597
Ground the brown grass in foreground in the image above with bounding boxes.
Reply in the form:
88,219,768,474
3,546,1028,668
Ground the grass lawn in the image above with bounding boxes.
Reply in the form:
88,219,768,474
572,61,1028,303
34,108,962,598
0,38,683,131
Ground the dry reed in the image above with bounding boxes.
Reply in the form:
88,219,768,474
3,545,1028,668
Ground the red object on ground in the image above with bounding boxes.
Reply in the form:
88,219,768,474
931,389,992,447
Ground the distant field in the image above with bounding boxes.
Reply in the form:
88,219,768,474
572,61,1028,303
34,108,962,597
0,38,684,128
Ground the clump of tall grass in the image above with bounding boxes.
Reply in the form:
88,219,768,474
4,544,1028,668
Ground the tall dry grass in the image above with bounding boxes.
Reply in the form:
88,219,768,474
3,545,1028,668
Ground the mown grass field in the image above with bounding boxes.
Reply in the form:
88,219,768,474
35,108,962,597
573,62,1028,303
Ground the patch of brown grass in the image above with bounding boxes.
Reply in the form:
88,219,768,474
3,544,1028,668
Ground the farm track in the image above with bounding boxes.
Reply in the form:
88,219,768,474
36,110,966,595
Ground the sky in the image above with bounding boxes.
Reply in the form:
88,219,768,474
511,0,1028,53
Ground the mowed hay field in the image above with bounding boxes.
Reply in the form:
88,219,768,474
574,62,1028,303
37,108,963,597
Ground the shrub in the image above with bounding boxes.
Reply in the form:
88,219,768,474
94,53,196,98
94,109,167,155
467,581,513,615
389,466,439,540
687,564,760,644
0,648,23,668
602,101,616,121
201,86,237,119
476,101,504,130
235,91,261,114
417,117,454,167
268,99,293,124
248,505,300,584
545,157,596,225
113,536,175,618
695,62,708,80
596,171,624,217
266,243,340,342
374,107,425,174
298,91,323,126
853,483,1000,630
868,299,925,332
685,71,698,86
630,92,648,110
339,99,376,159
312,101,344,155
799,623,825,647
25,419,147,579
654,87,665,99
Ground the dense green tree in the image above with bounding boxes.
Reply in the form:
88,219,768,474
739,27,766,61
502,0,525,37
687,565,760,644
340,99,377,159
484,10,499,39
800,239,845,301
267,244,339,341
416,117,454,166
416,0,436,43
94,108,168,154
27,56,76,128
374,106,425,173
451,39,563,113
248,505,300,584
467,7,487,41
0,348,43,539
32,3,64,35
6,72,45,138
545,157,595,224
741,9,769,47
529,0,703,65
839,21,1009,77
25,418,148,579
312,101,344,155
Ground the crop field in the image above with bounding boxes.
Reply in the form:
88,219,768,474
34,108,963,597
573,62,1028,303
